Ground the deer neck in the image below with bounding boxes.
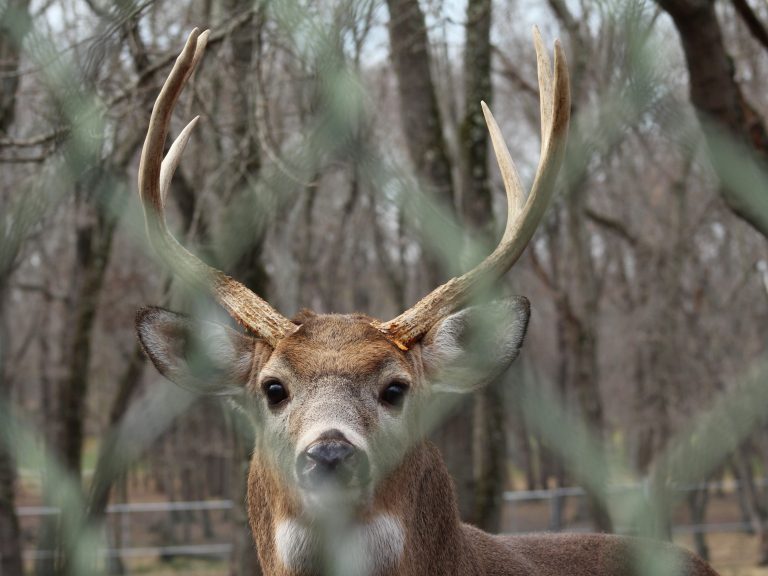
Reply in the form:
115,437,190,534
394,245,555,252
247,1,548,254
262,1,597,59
247,440,470,576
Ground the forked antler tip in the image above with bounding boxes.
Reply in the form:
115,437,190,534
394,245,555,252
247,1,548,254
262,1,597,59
186,27,208,42
178,29,210,68
183,28,201,50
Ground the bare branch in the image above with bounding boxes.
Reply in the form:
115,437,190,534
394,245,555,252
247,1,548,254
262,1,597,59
491,44,539,99
106,8,255,109
0,129,65,148
731,0,768,55
585,208,638,247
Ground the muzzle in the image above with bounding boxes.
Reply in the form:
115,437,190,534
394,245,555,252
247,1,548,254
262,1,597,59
296,429,370,489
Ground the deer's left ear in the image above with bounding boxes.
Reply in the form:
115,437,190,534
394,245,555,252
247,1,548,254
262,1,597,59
420,297,530,393
136,307,264,395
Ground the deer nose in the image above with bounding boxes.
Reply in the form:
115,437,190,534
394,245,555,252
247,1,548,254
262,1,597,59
297,429,369,487
307,441,355,470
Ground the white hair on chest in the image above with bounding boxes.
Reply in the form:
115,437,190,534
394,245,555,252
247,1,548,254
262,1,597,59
275,513,405,576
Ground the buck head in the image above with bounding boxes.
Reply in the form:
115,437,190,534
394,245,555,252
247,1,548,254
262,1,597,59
137,300,530,518
135,27,568,527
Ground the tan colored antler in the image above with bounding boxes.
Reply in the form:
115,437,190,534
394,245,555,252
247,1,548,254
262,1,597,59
372,28,570,350
138,29,296,347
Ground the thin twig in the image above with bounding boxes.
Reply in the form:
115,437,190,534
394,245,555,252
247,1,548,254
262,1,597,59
491,45,539,98
0,154,51,163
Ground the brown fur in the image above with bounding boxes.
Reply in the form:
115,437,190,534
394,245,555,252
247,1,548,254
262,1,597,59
138,311,719,576
275,314,412,381
247,436,718,576
241,315,720,576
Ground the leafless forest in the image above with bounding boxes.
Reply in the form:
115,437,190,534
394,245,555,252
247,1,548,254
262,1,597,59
2,0,768,574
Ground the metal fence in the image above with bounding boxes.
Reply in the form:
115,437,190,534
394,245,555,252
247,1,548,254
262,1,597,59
503,480,756,535
12,480,757,562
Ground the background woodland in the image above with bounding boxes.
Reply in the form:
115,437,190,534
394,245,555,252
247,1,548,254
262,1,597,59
2,0,768,574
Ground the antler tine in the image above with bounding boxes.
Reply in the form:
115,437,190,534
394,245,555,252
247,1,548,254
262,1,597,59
160,116,199,207
533,27,555,155
138,29,296,347
373,30,570,350
479,26,560,230
482,102,525,220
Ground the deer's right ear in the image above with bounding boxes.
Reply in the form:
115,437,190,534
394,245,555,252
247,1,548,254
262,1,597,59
136,307,267,395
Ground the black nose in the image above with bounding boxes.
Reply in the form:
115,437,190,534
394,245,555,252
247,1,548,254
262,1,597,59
296,430,369,487
306,441,356,470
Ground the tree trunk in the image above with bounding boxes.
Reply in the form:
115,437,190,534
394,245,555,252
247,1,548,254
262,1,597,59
545,0,612,531
0,2,31,574
687,484,710,561
36,173,125,576
0,287,24,576
57,176,121,478
230,413,260,576
88,341,147,519
732,445,768,564
0,0,31,132
560,293,612,532
459,0,506,532
385,0,488,524
384,0,457,286
657,0,768,238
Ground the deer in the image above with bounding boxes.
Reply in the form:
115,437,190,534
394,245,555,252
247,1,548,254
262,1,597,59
134,28,720,576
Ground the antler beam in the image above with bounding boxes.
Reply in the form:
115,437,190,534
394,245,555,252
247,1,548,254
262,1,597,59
138,28,296,347
372,28,571,349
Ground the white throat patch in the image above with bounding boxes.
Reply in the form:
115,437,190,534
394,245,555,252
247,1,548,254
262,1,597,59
275,514,405,576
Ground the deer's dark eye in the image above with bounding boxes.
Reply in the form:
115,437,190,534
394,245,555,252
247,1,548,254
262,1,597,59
263,379,289,406
380,381,408,409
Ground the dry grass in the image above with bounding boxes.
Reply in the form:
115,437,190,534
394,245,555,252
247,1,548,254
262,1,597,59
676,532,768,575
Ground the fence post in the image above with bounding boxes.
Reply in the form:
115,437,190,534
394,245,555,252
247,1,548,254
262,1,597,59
121,508,130,561
549,488,563,531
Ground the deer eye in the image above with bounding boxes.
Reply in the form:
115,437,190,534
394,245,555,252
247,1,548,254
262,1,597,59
263,379,289,406
380,381,408,409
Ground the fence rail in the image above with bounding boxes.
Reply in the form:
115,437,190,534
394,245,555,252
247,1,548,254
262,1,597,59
13,480,759,562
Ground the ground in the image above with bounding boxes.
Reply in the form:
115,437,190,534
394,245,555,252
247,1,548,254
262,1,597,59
14,448,766,574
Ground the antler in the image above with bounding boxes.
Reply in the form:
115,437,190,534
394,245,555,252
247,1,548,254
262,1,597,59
138,29,296,347
372,28,570,350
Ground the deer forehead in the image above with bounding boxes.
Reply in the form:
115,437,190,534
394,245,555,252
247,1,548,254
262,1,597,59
264,314,413,382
